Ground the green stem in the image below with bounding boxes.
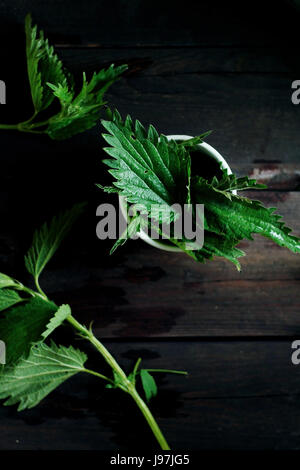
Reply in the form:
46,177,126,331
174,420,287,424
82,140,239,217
0,112,48,134
0,124,19,130
0,112,37,131
28,119,50,129
15,282,49,302
132,357,142,380
19,111,38,126
84,368,114,384
66,314,170,450
142,369,188,375
67,315,127,382
0,122,44,134
34,276,48,300
130,387,170,450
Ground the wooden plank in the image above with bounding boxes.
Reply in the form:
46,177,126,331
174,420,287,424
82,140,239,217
47,192,300,338
0,340,299,450
1,191,299,277
0,191,299,338
1,72,300,168
105,73,300,165
232,163,300,190
56,278,300,339
1,45,300,168
58,47,299,75
0,0,299,47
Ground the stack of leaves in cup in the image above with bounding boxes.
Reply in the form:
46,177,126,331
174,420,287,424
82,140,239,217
98,110,300,269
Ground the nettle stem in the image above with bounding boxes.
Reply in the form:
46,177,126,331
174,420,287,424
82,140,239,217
130,387,170,450
0,124,19,130
0,113,49,134
67,314,170,450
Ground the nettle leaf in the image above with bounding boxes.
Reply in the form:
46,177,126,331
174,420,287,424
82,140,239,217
42,304,71,339
99,111,300,267
95,183,119,194
178,231,245,270
46,65,127,140
210,171,267,193
110,214,143,255
0,289,23,313
0,17,127,139
100,112,204,252
0,273,19,289
193,178,300,263
24,203,85,286
0,341,87,411
0,296,57,365
25,14,68,112
101,113,193,209
140,369,158,402
178,132,213,149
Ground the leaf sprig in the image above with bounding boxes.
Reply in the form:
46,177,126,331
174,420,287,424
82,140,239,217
0,207,186,450
98,110,300,270
0,14,127,139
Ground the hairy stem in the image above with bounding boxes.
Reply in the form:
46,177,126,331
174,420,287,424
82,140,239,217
67,314,170,450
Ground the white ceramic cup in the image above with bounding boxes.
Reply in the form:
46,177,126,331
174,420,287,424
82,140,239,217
119,135,236,252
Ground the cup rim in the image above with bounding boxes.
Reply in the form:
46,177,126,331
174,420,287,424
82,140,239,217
119,135,236,252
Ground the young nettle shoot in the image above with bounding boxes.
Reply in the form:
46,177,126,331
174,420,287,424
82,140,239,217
0,204,186,450
0,15,127,139
97,110,300,269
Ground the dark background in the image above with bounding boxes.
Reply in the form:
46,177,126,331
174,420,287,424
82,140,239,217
0,0,300,451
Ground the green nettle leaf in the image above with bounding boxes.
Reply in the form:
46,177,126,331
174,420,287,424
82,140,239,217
110,214,146,255
42,304,71,339
46,65,127,140
178,231,245,270
140,370,158,402
100,112,199,251
0,16,127,139
99,111,300,269
0,209,182,448
0,296,57,365
193,178,300,254
0,273,18,289
210,171,267,193
0,289,23,312
101,114,192,209
25,13,68,112
0,342,87,411
95,183,119,194
24,203,85,288
178,132,212,148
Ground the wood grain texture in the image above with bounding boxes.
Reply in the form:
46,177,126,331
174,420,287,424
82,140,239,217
0,340,299,450
0,189,299,338
1,71,300,185
52,277,300,339
0,0,299,47
105,74,300,165
0,0,300,452
19,191,300,339
57,47,300,75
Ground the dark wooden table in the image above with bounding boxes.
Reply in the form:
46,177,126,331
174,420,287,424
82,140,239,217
0,0,300,451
